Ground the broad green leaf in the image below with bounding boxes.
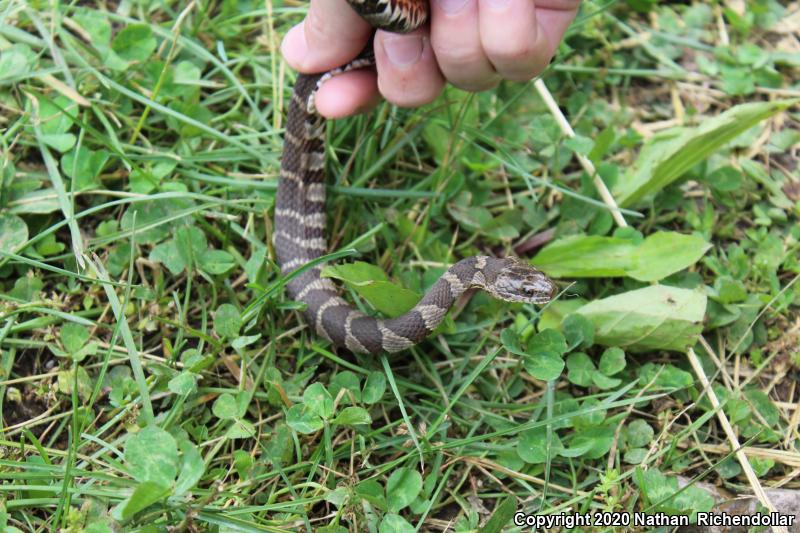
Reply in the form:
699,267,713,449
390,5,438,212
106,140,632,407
212,393,238,420
322,262,419,317
244,247,266,282
379,514,415,533
639,363,694,389
591,372,621,389
482,495,517,533
533,234,637,278
129,168,159,194
112,480,171,521
124,426,179,486
175,226,207,269
558,437,596,458
84,523,112,533
8,189,60,215
705,166,742,192
362,371,387,404
199,249,236,275
575,285,707,352
174,439,205,496
626,419,654,448
330,371,361,404
9,275,43,302
0,214,29,253
627,232,711,282
527,329,568,356
539,299,586,331
635,468,675,507
332,406,371,426
225,419,256,439
0,44,35,82
566,352,594,387
564,134,593,155
533,231,710,281
614,99,798,206
57,366,93,402
740,158,794,209
35,233,65,256
512,329,567,381
422,88,479,164
321,261,388,283
598,347,626,376
562,314,595,349
61,147,109,190
168,372,198,396
324,487,349,507
634,468,715,517
517,427,563,464
567,423,615,459
745,389,779,427
318,526,348,533
231,334,260,355
150,240,184,275
447,201,521,240
72,8,112,45
41,133,76,152
121,198,190,245
285,404,322,434
61,322,89,354
523,352,565,381
500,328,526,356
174,60,201,84
214,304,241,339
386,468,422,512
111,24,157,61
624,447,648,464
264,423,293,466
713,276,748,304
303,382,334,420
233,450,254,477
356,479,387,510
721,65,754,95
37,95,77,136
167,102,214,137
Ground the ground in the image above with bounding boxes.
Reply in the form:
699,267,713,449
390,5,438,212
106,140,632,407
0,0,799,532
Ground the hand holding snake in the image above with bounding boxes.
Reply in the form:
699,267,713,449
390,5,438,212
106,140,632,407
282,0,582,117
274,0,560,354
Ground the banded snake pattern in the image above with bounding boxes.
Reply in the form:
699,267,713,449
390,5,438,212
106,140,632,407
274,0,558,354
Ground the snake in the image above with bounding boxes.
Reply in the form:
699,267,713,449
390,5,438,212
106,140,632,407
274,0,558,354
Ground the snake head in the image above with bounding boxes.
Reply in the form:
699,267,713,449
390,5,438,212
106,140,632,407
488,258,558,305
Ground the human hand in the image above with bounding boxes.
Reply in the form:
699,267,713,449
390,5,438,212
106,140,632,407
280,0,581,118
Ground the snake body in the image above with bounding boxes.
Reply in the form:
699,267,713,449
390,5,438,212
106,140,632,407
274,0,557,354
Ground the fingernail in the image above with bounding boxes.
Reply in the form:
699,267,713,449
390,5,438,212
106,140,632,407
383,35,423,67
436,0,469,14
281,24,308,67
484,0,511,8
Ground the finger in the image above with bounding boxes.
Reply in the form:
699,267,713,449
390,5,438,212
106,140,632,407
281,0,372,73
479,0,580,81
314,70,382,119
429,0,500,91
535,2,582,55
374,28,445,107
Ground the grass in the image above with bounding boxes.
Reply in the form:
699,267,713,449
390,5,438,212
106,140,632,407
1,0,799,531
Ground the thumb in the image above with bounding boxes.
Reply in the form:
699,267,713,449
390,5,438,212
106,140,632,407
281,0,373,73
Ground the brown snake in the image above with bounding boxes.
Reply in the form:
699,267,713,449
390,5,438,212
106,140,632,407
274,0,558,354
